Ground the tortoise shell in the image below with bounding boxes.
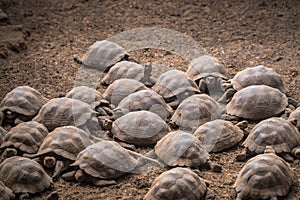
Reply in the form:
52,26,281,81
34,126,94,161
226,85,288,120
154,130,209,167
113,89,173,120
230,65,288,93
0,156,52,194
80,40,128,71
170,94,222,132
234,153,294,199
152,70,200,108
0,121,49,155
0,180,15,200
289,107,300,131
193,119,244,153
71,141,137,179
101,61,148,85
103,78,148,107
243,117,300,155
144,167,208,200
111,111,171,145
33,97,105,139
0,86,48,121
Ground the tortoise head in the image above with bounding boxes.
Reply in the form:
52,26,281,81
44,156,57,168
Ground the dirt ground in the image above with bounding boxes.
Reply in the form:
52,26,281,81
0,0,299,199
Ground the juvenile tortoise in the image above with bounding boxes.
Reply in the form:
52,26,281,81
111,111,171,146
113,89,173,121
170,94,222,132
0,121,49,159
225,85,288,121
0,86,48,125
289,107,300,131
193,119,247,153
236,117,300,162
144,167,215,200
0,180,15,200
103,78,148,107
234,146,294,200
101,61,153,86
33,97,108,140
27,126,94,180
186,55,229,101
152,69,200,108
0,156,52,199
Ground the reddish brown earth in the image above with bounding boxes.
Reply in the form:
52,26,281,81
0,0,299,199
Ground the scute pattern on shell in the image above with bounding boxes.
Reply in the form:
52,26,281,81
234,153,294,199
230,65,288,93
171,94,222,132
0,156,52,194
226,85,288,120
112,111,171,145
35,126,94,161
81,40,128,70
194,119,244,153
103,78,148,106
71,141,137,179
114,89,173,120
289,107,300,131
0,86,48,117
155,130,209,167
0,180,15,200
1,121,49,154
144,167,207,200
243,117,300,154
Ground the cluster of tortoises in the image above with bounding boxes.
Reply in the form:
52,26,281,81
0,40,299,200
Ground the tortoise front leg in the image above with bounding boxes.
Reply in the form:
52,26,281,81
52,160,65,180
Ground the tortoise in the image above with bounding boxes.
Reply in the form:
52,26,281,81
101,61,153,86
0,121,49,159
186,55,229,101
0,180,15,200
113,89,173,120
152,69,200,108
0,156,52,199
74,40,128,71
61,141,138,186
193,119,247,153
0,86,48,125
289,107,300,131
234,146,294,200
111,111,171,146
236,117,300,162
0,126,6,145
33,97,108,140
225,85,288,121
149,130,222,172
103,78,148,107
27,126,94,180
144,167,215,200
170,94,222,132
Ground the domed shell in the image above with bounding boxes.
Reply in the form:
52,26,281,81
152,70,200,108
171,94,222,132
144,167,208,200
0,180,15,200
155,130,209,167
33,97,104,139
101,61,147,85
0,86,48,118
289,107,300,131
111,111,171,145
71,141,137,179
243,117,300,154
193,119,244,153
230,65,288,93
234,153,294,199
0,121,49,154
35,126,94,161
0,156,52,194
186,55,228,81
113,89,173,120
103,78,148,107
80,40,128,70
226,85,288,120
